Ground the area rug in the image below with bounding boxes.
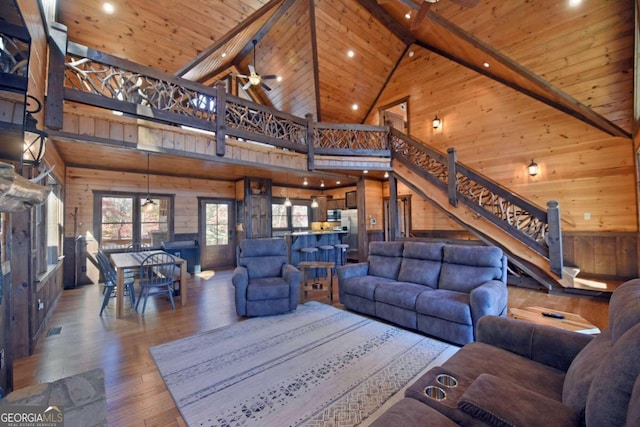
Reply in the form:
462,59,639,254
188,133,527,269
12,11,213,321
150,302,458,426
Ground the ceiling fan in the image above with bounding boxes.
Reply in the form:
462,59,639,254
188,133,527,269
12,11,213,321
234,40,278,92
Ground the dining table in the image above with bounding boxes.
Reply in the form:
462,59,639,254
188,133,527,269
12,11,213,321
110,250,188,318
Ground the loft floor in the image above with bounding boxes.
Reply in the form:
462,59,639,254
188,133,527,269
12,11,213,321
12,269,611,426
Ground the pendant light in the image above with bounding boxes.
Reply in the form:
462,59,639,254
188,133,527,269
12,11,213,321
284,174,292,207
142,153,156,211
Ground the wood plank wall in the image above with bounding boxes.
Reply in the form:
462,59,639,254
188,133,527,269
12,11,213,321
65,167,237,239
367,45,638,279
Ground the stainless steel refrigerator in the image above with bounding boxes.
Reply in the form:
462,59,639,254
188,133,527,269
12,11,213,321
340,209,358,261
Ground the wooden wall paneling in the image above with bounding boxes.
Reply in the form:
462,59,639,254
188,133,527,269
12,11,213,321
562,232,638,279
367,46,637,233
10,210,30,359
616,235,638,278
364,179,383,232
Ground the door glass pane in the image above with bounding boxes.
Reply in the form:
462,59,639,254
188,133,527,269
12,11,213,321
206,203,229,245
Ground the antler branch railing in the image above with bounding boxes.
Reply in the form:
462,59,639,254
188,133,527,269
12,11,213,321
389,128,563,275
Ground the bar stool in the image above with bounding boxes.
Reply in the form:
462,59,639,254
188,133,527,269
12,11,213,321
334,244,349,267
300,247,318,263
318,245,335,278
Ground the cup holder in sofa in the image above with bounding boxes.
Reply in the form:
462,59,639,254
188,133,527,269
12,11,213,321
436,374,458,388
424,385,447,401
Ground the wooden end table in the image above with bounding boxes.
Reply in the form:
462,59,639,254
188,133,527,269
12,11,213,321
298,261,334,305
509,306,601,334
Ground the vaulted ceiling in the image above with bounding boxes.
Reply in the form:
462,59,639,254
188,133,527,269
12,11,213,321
49,0,634,186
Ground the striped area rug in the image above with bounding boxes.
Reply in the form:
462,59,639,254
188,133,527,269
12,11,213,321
150,302,458,427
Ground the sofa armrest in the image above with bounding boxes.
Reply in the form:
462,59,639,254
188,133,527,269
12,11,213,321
231,266,249,316
337,262,369,281
470,280,508,320
476,316,594,372
458,373,578,427
282,264,301,310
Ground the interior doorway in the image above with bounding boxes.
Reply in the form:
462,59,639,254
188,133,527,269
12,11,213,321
198,198,236,269
384,195,412,241
379,97,409,134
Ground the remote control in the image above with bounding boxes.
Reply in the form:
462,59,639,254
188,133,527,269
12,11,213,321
542,312,565,319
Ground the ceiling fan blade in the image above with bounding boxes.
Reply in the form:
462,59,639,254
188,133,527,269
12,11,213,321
233,73,249,79
248,64,256,75
242,81,252,90
411,2,431,31
261,82,272,91
262,75,277,80
450,0,479,6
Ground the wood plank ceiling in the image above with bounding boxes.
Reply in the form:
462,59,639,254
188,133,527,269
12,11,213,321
52,0,634,187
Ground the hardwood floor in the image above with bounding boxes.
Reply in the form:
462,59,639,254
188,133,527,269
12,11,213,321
12,269,611,426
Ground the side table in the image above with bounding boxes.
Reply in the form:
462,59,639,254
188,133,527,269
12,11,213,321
298,261,335,305
509,306,601,334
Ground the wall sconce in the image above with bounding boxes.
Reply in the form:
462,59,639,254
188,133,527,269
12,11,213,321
528,159,539,177
432,115,441,129
22,95,48,168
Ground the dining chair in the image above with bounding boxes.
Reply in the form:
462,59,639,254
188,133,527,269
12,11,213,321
96,251,136,316
126,243,150,252
136,252,177,314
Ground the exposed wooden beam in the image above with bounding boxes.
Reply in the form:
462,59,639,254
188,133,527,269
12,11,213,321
309,0,321,121
174,0,284,77
356,0,416,45
423,12,631,139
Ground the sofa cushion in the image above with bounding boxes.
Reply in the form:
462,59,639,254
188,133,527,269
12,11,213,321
246,276,290,300
584,323,640,427
369,398,459,427
368,242,404,280
439,245,504,293
443,342,566,401
240,256,285,280
562,329,613,420
608,278,640,342
397,242,444,288
415,289,472,325
341,275,396,299
375,282,433,310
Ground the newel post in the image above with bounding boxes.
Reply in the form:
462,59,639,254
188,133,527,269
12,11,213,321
447,148,458,207
214,82,226,157
547,200,563,276
306,113,314,171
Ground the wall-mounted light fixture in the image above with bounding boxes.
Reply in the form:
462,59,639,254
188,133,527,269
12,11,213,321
528,159,539,177
22,95,48,168
432,115,441,129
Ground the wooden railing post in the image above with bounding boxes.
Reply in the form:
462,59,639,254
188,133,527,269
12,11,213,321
547,200,563,276
214,82,226,157
306,113,314,171
388,174,398,241
46,22,67,130
447,147,458,207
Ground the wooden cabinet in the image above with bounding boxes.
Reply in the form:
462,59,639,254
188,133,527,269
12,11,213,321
245,178,271,238
327,198,345,210
315,196,328,222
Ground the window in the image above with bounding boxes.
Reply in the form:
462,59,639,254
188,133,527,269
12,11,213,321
271,199,310,230
33,175,64,277
95,192,173,250
272,203,287,229
205,203,229,245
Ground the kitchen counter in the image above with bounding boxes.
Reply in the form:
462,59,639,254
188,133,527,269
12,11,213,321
285,230,347,267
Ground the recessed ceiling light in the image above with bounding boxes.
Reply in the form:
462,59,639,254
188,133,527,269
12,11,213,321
352,104,358,111
483,62,490,68
221,52,227,58
363,170,368,174
276,76,283,82
336,180,341,185
347,50,355,58
405,12,411,20
569,0,582,6
409,51,414,57
102,2,115,14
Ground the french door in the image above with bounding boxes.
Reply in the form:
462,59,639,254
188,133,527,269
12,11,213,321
199,198,236,269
